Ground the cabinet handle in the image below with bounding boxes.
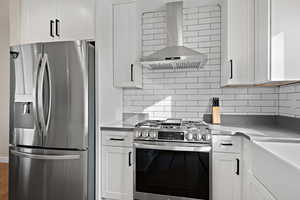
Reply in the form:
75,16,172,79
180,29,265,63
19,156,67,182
236,158,240,175
230,59,233,79
221,143,233,146
55,19,60,37
129,152,132,166
130,64,134,82
109,138,125,141
50,20,55,37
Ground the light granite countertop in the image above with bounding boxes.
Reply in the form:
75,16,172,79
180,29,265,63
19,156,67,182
100,118,300,142
209,124,300,142
100,123,135,131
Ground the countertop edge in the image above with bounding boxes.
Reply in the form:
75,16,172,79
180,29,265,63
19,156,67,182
100,126,135,131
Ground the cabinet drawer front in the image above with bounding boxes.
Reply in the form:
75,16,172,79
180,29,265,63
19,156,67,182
102,130,133,147
212,135,241,153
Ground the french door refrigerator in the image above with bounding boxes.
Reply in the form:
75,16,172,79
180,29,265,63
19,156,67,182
9,41,95,200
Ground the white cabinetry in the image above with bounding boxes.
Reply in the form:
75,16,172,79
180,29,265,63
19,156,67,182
113,1,142,88
102,146,133,200
22,0,57,44
248,173,276,200
213,152,241,200
9,0,95,45
255,0,300,84
212,136,242,200
221,0,254,87
101,130,133,200
57,0,95,41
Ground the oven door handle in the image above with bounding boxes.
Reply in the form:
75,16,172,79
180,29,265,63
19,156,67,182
134,143,211,152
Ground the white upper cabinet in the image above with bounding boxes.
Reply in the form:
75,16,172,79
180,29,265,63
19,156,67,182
221,0,255,87
9,0,95,45
113,1,142,88
9,0,22,46
255,0,300,84
22,0,57,44
57,0,95,41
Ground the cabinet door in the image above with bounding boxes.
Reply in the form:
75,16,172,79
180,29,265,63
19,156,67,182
248,173,276,200
213,152,241,200
9,0,22,46
113,1,142,88
221,0,254,86
102,146,133,200
57,0,95,41
21,0,57,44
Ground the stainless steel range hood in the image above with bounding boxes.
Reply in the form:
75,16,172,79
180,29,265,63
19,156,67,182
141,1,208,70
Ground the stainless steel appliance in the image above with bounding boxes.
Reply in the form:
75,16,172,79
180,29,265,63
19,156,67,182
134,119,212,200
9,41,95,200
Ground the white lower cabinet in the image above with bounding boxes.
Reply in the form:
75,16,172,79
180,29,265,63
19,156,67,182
102,146,133,200
213,152,242,200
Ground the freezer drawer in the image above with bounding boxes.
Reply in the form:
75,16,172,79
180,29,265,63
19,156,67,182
9,147,87,200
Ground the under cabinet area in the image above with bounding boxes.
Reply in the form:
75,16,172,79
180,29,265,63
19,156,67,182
212,136,242,200
9,0,95,45
221,0,255,87
101,130,134,200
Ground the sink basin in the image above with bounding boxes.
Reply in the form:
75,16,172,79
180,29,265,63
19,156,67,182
252,141,300,200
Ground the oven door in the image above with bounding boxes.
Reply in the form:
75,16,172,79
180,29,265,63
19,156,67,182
134,141,211,200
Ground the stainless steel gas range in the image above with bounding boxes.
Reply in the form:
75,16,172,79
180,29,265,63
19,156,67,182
133,119,212,200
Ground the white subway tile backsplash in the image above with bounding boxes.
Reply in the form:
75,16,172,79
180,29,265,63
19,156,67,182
123,5,290,120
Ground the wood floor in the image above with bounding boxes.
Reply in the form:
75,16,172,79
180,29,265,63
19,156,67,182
0,163,8,200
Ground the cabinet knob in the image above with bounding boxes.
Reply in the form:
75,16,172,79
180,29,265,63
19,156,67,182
230,59,233,79
55,19,60,37
130,64,134,82
50,20,55,38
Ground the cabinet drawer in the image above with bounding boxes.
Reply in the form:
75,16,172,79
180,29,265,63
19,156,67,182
102,130,133,147
212,135,242,153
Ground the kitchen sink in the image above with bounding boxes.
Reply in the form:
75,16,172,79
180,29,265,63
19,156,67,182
252,140,300,200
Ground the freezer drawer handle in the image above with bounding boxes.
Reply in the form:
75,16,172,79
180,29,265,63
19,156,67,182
11,150,80,160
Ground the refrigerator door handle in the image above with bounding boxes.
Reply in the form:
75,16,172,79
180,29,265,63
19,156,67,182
37,55,47,135
44,54,52,133
11,150,80,160
33,54,43,135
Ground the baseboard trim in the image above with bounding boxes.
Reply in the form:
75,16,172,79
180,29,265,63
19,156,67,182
0,156,8,163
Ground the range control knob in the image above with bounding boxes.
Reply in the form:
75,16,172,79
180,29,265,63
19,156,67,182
135,131,142,138
142,131,149,138
186,133,194,141
149,131,157,139
195,133,202,141
202,134,211,141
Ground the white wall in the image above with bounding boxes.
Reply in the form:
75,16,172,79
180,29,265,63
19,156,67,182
123,4,279,120
0,0,10,160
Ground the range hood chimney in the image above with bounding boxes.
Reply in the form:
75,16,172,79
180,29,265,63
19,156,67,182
141,1,208,70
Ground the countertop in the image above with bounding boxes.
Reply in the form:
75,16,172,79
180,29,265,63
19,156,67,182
100,116,300,142
209,123,300,142
100,123,135,131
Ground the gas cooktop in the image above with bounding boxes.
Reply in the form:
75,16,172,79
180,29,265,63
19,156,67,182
134,118,211,143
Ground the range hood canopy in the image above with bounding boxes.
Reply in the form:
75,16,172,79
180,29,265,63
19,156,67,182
141,1,208,69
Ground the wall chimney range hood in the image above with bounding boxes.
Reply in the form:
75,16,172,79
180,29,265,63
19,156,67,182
141,1,208,70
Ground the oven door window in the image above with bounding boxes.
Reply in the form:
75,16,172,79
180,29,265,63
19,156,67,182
136,148,210,200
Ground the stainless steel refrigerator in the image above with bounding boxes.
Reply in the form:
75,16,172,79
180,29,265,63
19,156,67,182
9,41,95,200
